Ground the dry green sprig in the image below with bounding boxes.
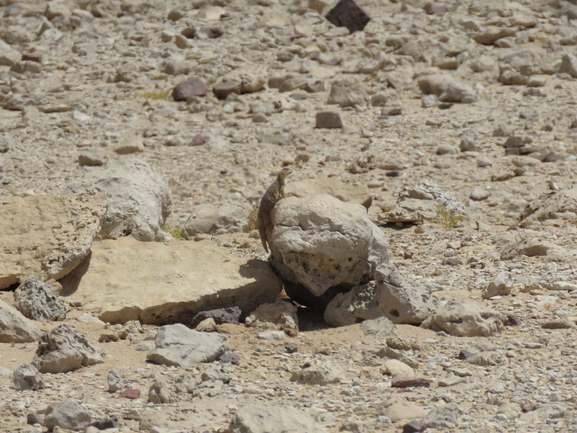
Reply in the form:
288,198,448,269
134,89,171,100
161,224,182,239
436,205,463,230
248,206,259,231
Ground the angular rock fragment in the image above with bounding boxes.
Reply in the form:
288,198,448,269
418,75,477,103
316,111,343,128
482,272,512,299
187,306,242,329
181,203,248,238
422,403,461,429
327,79,369,107
245,300,299,334
108,370,123,392
172,77,207,101
230,404,328,433
0,300,43,343
0,193,107,290
44,399,92,431
520,189,577,226
361,316,399,337
13,363,45,391
290,356,343,385
421,301,505,337
325,0,371,33
14,276,66,322
33,324,105,373
324,265,438,326
146,324,225,367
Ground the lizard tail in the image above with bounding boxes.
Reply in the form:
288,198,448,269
257,214,269,253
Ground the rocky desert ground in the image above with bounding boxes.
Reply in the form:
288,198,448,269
1,0,577,432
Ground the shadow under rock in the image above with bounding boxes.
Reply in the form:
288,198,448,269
59,251,92,297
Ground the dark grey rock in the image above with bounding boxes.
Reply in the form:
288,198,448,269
108,369,123,392
325,0,371,33
13,363,44,391
316,111,343,128
14,276,66,322
44,399,91,431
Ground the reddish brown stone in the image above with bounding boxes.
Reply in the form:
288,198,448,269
120,389,141,399
325,0,371,34
522,403,537,413
172,78,207,101
424,3,449,16
391,376,430,388
22,52,43,63
190,134,206,146
501,312,522,326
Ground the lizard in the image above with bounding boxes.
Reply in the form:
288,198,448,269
257,166,293,253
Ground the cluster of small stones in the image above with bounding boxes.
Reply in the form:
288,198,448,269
1,0,577,432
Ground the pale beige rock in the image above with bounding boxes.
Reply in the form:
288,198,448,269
0,193,107,289
245,300,299,334
284,178,372,209
64,237,283,325
0,300,43,343
382,398,428,422
383,359,414,377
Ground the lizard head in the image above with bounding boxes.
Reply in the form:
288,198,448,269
278,167,293,180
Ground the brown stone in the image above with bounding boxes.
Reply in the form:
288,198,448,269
120,389,141,399
190,134,206,146
391,376,431,388
325,0,371,34
172,78,207,101
212,81,241,100
22,52,43,63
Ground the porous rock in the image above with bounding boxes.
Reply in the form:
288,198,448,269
181,203,248,238
0,193,107,290
324,265,438,326
379,181,468,224
14,276,66,322
65,160,172,242
418,75,477,103
270,194,389,297
245,300,299,334
230,403,328,433
290,356,343,385
13,363,45,391
284,178,372,209
63,237,282,325
32,324,105,373
0,300,43,343
44,399,92,431
146,324,226,367
421,301,505,337
520,189,577,226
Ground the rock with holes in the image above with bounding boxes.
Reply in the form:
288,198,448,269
269,194,389,302
14,276,66,322
421,301,505,337
65,160,172,242
324,265,438,327
32,324,105,373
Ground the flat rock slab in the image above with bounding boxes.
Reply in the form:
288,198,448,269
63,237,283,325
0,193,107,289
285,178,372,209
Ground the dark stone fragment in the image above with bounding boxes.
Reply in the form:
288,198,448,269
403,420,428,433
386,170,403,177
212,81,241,100
391,376,431,388
90,417,118,430
172,78,207,101
191,134,206,146
424,3,448,16
543,152,563,162
203,27,223,38
219,352,240,365
457,350,474,360
501,312,522,326
188,306,242,328
22,52,42,63
181,26,196,38
505,148,521,156
325,0,371,33
27,412,44,426
442,258,462,267
120,388,141,399
285,344,298,353
504,136,526,148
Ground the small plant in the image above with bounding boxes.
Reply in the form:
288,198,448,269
135,89,171,100
436,205,463,230
162,224,182,239
248,206,259,231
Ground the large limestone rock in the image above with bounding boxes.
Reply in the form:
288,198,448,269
379,181,467,224
421,301,505,337
32,324,105,373
65,160,172,242
14,276,66,322
284,178,373,209
0,192,107,289
324,265,438,326
62,237,283,325
0,300,43,343
327,79,369,107
520,189,577,226
230,404,328,433
146,324,225,367
44,399,92,431
270,194,389,297
13,363,45,391
181,203,248,238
